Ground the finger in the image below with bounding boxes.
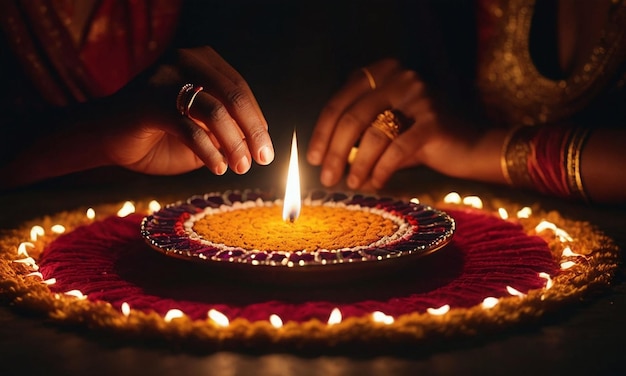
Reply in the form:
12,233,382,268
189,90,252,174
179,47,274,165
175,116,229,175
369,101,434,189
307,59,402,166
320,70,422,187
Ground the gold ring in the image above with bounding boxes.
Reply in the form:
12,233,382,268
370,109,404,141
361,67,376,90
348,146,359,164
176,83,203,117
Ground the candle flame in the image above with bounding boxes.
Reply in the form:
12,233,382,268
482,297,499,309
121,302,131,317
164,309,184,322
269,314,283,328
327,307,342,325
283,131,301,222
208,309,230,327
30,225,44,241
427,304,450,315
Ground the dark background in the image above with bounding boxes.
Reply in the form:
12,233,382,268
2,1,626,375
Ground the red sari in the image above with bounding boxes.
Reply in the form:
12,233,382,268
0,0,182,109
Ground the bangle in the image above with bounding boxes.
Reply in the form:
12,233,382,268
501,124,591,201
501,125,535,190
566,125,592,202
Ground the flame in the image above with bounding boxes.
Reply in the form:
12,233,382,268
462,195,483,209
148,200,161,213
164,309,184,322
208,309,230,327
427,305,450,315
30,225,44,241
327,307,342,325
372,311,394,324
506,286,525,297
121,302,131,317
64,290,86,299
269,314,283,328
117,201,135,217
18,242,34,257
443,192,461,204
481,297,499,309
51,224,66,234
86,208,96,219
282,131,301,222
498,208,509,220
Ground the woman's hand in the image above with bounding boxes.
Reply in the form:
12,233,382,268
307,58,493,190
103,46,274,177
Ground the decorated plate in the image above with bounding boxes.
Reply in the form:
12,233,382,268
140,190,455,284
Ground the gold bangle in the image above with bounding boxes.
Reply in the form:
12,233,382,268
566,125,591,202
501,126,536,190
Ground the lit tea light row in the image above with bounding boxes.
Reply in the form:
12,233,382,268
12,193,580,329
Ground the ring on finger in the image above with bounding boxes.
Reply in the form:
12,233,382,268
176,83,204,117
370,109,410,141
361,67,377,90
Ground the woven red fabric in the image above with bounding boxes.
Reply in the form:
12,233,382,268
38,209,558,322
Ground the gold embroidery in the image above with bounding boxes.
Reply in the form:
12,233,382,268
477,0,626,127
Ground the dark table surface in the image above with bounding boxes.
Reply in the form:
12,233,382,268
2,2,626,374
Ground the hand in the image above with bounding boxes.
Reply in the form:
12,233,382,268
307,58,479,190
103,46,274,176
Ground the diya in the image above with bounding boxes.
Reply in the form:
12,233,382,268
140,132,455,284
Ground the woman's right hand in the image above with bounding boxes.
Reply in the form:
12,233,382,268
103,46,275,177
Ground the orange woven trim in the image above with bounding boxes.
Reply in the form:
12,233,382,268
0,198,619,352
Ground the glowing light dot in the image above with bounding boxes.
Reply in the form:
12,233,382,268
372,311,395,324
535,220,556,233
506,286,525,297
517,207,532,218
13,257,37,268
498,208,509,220
43,278,56,285
482,297,499,309
562,246,581,257
462,195,483,209
539,272,553,289
30,226,45,241
269,314,283,328
86,208,96,219
117,201,136,217
17,242,35,256
427,305,450,315
148,200,161,213
51,224,66,234
443,192,462,204
410,197,420,204
64,290,86,299
561,261,576,270
208,309,230,327
164,309,184,322
327,307,342,325
121,302,131,317
555,228,573,242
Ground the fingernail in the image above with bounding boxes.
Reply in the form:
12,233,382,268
347,174,359,189
215,161,227,175
259,145,274,165
235,156,250,174
321,169,334,186
308,150,321,165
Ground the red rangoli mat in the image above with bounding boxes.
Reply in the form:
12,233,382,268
0,196,619,352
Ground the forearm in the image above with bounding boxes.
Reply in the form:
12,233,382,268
580,128,626,203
